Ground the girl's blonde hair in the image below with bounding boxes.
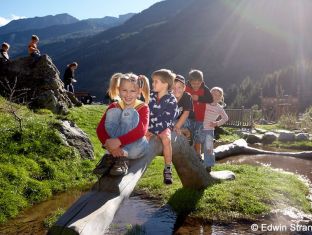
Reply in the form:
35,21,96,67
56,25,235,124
211,86,226,107
108,73,150,104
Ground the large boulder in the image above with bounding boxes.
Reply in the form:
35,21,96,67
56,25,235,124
0,55,81,114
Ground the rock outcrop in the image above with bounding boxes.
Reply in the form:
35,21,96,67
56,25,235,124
0,55,81,114
57,120,94,160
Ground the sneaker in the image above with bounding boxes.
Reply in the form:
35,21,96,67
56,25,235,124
93,154,115,176
163,167,173,184
206,166,211,173
109,158,129,176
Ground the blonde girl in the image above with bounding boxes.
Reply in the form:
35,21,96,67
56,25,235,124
95,73,150,176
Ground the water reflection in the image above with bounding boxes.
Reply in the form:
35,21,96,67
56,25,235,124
219,154,312,182
107,196,176,234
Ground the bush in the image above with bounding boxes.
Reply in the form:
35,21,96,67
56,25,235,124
277,113,298,130
300,106,312,133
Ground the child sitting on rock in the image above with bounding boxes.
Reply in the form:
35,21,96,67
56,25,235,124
147,69,178,184
28,35,41,62
95,73,150,176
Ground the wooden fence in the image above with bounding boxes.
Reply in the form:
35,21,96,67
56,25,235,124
224,107,253,129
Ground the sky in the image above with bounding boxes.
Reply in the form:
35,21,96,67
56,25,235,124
0,0,162,26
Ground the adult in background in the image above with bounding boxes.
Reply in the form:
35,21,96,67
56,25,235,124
63,62,78,93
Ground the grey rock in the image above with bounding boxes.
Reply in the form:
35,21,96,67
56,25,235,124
295,133,309,141
246,133,263,144
57,120,94,159
262,131,278,144
277,130,295,142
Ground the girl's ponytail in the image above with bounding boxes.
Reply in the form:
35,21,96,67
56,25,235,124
138,75,150,104
108,73,123,101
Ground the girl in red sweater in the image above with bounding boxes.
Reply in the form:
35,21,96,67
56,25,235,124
95,73,150,176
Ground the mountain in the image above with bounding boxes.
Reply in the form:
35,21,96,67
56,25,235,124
0,13,135,56
46,0,312,108
0,13,78,35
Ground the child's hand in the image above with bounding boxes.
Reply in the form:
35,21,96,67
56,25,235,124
104,138,121,150
145,131,154,141
110,147,125,157
209,121,218,128
173,125,181,135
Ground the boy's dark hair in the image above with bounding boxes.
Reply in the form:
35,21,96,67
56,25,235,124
152,69,176,90
2,42,10,49
31,35,39,41
188,69,203,82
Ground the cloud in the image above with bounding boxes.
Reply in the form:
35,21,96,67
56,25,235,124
0,15,26,27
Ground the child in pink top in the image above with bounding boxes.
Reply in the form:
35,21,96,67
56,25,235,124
200,87,228,172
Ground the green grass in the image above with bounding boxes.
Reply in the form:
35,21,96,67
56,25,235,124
0,98,106,223
137,157,312,222
218,127,241,143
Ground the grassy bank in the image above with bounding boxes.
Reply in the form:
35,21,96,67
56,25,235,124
137,157,312,221
0,99,105,223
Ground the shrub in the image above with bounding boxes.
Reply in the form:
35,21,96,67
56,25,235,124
277,113,298,130
300,106,312,133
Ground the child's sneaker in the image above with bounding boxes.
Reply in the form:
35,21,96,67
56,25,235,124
206,166,211,173
163,167,173,184
93,154,115,176
109,158,129,176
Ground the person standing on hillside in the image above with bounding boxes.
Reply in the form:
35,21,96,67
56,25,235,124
28,35,41,62
185,69,213,159
63,62,78,93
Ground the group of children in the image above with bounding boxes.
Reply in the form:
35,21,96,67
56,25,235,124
1,34,41,65
95,69,228,185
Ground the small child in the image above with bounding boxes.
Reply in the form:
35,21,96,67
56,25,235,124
172,74,193,142
201,87,228,172
185,69,213,158
95,73,150,176
28,35,41,62
0,42,10,63
148,69,178,184
63,62,78,93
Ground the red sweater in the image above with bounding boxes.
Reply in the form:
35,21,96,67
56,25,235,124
96,101,149,146
185,86,209,122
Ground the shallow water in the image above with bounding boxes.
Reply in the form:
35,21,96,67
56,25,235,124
2,154,312,235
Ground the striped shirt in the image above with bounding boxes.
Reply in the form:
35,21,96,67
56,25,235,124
203,103,228,130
